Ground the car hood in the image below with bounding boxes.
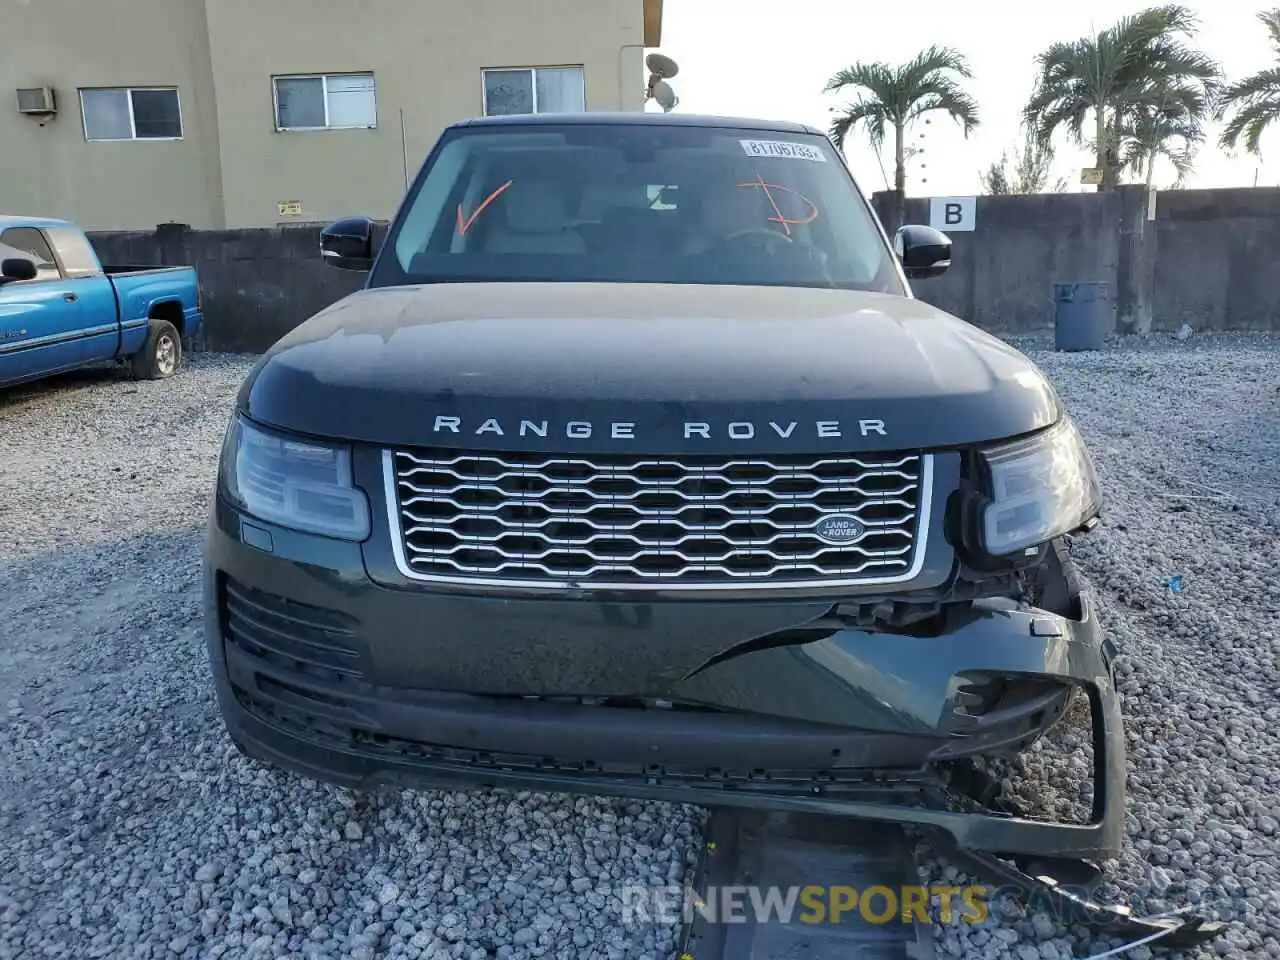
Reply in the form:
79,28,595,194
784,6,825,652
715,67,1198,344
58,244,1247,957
240,282,1061,454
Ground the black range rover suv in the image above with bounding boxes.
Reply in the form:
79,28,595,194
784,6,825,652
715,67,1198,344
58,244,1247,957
203,112,1120,864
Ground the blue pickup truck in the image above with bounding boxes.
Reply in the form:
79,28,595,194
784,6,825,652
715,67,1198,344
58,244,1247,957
0,215,203,389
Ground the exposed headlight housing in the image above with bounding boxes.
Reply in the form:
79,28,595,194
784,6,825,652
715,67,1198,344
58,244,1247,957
220,416,370,541
977,416,1102,556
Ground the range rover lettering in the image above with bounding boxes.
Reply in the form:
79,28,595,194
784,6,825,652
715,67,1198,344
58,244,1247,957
425,416,889,440
203,112,1122,869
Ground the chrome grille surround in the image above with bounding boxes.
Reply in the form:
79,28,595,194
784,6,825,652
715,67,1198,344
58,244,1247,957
383,447,932,591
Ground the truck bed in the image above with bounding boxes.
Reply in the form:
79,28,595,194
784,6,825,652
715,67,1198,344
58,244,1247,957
101,264,194,278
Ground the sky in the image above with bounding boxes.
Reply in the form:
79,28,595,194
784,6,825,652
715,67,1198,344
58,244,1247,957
650,0,1280,198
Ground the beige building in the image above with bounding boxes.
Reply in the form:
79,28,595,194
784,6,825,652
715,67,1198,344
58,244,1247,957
1,0,664,231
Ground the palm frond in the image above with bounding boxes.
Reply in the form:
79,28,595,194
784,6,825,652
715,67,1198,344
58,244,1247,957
823,62,894,98
1217,65,1280,110
828,100,889,151
907,77,980,134
1219,97,1280,155
1262,8,1280,56
1214,66,1280,153
1118,104,1202,170
900,45,974,87
1028,95,1093,148
1127,79,1207,118
1212,11,1280,155
1167,143,1197,186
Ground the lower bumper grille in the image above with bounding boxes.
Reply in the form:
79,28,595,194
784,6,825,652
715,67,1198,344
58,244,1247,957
386,448,931,590
220,577,364,681
234,684,929,796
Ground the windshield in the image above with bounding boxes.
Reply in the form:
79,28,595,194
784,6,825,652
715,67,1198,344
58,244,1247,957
372,121,904,294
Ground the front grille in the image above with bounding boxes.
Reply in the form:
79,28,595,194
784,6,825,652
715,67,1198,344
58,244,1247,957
386,448,930,590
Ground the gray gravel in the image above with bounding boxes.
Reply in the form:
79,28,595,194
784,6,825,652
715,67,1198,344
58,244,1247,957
0,358,705,960
2,332,1278,959
914,331,1280,960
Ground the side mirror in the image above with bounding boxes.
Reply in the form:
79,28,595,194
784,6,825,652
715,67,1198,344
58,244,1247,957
320,216,376,271
892,224,952,279
0,257,38,284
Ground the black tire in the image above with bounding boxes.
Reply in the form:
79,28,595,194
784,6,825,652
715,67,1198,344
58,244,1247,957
130,317,183,380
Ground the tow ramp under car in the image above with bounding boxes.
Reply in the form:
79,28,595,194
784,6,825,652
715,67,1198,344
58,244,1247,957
672,811,1226,959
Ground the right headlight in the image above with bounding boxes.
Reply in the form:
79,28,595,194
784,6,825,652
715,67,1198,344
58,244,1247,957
219,415,371,541
977,415,1102,557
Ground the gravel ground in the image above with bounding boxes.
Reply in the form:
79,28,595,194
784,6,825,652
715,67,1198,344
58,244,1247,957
0,357,705,960
914,331,1280,960
1,331,1278,960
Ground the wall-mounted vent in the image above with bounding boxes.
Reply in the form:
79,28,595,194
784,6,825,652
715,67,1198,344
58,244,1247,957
16,87,56,115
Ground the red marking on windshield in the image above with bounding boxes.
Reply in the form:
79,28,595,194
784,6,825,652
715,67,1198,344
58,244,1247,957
736,177,819,235
456,180,513,236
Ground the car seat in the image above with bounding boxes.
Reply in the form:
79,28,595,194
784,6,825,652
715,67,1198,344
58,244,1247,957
483,181,586,254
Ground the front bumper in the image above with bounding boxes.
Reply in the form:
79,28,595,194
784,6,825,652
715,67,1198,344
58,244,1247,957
203,495,1125,861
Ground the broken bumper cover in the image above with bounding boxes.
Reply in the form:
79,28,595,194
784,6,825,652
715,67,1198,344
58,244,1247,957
203,497,1126,863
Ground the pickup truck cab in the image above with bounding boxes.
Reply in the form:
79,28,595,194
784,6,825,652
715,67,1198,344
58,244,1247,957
0,215,203,389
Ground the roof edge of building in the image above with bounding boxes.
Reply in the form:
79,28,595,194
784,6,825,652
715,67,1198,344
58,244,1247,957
643,0,662,47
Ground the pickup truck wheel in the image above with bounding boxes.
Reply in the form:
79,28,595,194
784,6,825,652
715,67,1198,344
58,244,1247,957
131,318,183,380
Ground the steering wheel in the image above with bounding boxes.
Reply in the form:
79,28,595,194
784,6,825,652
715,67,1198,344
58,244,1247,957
723,227,793,250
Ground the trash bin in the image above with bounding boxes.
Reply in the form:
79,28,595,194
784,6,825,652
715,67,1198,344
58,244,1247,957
1052,281,1111,351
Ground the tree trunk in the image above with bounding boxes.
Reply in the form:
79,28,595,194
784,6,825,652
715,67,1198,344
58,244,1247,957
1107,114,1124,188
1095,107,1111,192
1144,152,1156,193
892,120,906,230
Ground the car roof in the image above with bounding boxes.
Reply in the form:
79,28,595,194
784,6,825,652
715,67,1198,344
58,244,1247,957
0,214,76,232
449,111,826,137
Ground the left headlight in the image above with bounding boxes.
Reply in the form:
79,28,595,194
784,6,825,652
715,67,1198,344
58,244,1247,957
220,415,371,541
978,415,1102,556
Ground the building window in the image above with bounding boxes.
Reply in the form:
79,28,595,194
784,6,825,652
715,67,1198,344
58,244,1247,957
80,87,182,141
273,73,377,131
482,67,585,116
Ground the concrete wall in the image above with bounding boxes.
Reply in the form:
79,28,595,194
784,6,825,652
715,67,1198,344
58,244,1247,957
0,0,224,230
874,185,1280,334
3,0,657,231
875,191,1123,334
88,226,366,353
1149,187,1280,331
87,184,1280,354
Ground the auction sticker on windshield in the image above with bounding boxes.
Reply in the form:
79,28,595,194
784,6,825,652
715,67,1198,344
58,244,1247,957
740,139,827,162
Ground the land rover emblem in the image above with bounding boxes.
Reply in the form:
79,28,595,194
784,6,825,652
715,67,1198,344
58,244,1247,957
814,515,866,544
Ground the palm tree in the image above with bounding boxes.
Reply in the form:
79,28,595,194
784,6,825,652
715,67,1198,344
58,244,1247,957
1118,93,1203,188
824,46,979,227
1216,8,1280,156
1023,5,1221,191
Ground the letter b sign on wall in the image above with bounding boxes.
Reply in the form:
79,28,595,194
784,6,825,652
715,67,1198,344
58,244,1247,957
928,196,976,233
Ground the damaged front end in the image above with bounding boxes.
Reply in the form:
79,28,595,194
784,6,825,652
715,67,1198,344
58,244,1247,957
203,414,1226,948
649,536,1126,859
671,540,1226,951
